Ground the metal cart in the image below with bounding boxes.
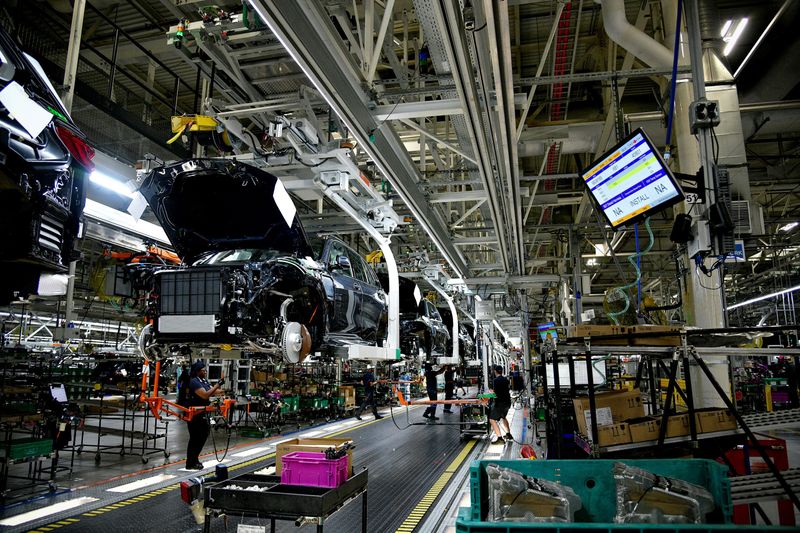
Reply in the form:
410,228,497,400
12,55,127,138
203,469,368,533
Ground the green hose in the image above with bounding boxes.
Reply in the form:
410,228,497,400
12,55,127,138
607,217,654,325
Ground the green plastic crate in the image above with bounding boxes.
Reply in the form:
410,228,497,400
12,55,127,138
463,459,755,531
332,397,345,407
1,438,53,460
319,398,329,409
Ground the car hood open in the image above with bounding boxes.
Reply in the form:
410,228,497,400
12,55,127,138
139,159,312,263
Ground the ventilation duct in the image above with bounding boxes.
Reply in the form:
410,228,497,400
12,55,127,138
595,0,673,70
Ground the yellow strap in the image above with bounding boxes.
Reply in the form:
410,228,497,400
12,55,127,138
167,123,190,144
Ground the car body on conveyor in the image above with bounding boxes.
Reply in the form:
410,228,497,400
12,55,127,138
0,25,93,303
437,306,476,361
379,273,449,358
137,158,387,362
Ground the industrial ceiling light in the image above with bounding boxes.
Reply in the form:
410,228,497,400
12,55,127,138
722,18,748,56
779,221,799,232
720,19,733,37
89,170,134,198
726,284,800,311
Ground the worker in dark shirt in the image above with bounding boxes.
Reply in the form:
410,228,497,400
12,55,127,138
443,365,456,413
489,365,513,443
356,366,383,420
185,361,224,470
422,363,444,420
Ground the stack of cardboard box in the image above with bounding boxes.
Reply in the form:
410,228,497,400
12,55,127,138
339,385,356,408
573,389,739,447
573,389,644,446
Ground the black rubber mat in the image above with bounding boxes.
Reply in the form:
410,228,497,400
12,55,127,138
44,409,469,533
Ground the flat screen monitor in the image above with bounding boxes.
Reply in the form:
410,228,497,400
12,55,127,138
51,384,68,403
537,322,558,342
580,128,684,228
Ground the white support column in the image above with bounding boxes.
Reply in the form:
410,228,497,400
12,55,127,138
61,0,86,328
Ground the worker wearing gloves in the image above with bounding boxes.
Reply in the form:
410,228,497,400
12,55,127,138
422,362,444,420
356,366,383,420
489,365,513,443
185,361,224,470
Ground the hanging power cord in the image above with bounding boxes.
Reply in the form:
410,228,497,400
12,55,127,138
607,217,655,325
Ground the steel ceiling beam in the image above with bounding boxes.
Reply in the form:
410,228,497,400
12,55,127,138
248,0,467,277
429,0,509,271
373,99,463,120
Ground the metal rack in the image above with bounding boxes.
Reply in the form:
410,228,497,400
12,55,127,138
538,326,800,516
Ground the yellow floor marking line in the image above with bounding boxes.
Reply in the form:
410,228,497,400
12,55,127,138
394,439,476,533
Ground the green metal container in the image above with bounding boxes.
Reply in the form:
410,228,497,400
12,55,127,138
455,507,796,532
458,458,800,532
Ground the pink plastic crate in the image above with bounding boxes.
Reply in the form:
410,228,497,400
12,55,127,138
280,451,349,488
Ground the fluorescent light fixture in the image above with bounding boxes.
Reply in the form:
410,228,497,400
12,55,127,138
720,19,733,37
393,37,402,46
83,199,170,244
726,284,800,311
90,170,135,198
587,258,599,267
474,294,482,302
723,18,748,56
447,278,465,285
779,222,798,232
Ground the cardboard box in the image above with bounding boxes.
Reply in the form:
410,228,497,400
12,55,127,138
666,413,692,437
695,408,737,433
629,325,682,346
567,325,629,344
275,438,353,475
593,423,632,446
566,324,682,346
573,389,644,437
628,416,660,443
251,370,267,383
628,414,694,442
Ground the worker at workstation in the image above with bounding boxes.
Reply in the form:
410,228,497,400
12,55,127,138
489,365,513,443
443,365,456,414
356,365,383,420
185,361,224,470
422,362,445,420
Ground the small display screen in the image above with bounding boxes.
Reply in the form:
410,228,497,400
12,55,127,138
581,128,683,228
51,384,68,403
537,322,558,342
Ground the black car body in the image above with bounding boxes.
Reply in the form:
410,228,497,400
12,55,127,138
438,306,476,361
0,26,93,302
379,274,449,357
137,159,387,361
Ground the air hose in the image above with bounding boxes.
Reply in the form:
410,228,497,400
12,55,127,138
607,217,654,325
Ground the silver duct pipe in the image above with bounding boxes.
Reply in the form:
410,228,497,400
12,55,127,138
595,0,673,70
